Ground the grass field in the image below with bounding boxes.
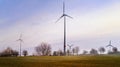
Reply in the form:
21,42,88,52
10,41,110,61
0,55,120,67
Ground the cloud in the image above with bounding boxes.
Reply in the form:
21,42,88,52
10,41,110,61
67,1,120,38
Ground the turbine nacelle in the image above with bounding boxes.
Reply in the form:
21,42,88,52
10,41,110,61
17,39,23,42
16,34,23,42
63,14,73,19
55,14,73,23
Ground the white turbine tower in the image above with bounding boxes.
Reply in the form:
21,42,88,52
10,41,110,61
17,34,23,56
56,0,73,55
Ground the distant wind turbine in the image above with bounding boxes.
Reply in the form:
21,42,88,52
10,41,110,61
106,40,114,52
17,34,23,56
67,44,73,50
56,0,73,55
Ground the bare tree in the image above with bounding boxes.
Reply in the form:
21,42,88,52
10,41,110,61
12,50,19,56
75,46,79,55
72,46,80,56
98,47,105,54
112,47,118,53
108,47,119,54
67,49,70,56
57,49,64,56
35,42,51,56
0,47,19,57
53,51,58,56
90,48,98,55
53,49,64,56
82,50,88,55
72,48,75,55
22,50,28,56
0,47,13,57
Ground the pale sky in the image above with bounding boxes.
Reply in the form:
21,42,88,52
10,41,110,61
0,0,120,54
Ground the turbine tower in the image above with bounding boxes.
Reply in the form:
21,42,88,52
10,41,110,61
17,34,23,56
106,40,114,52
56,0,72,55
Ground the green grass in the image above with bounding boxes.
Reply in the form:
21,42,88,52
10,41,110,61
0,56,120,67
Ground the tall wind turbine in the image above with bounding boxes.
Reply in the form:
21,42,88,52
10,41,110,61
56,0,73,55
106,40,114,52
17,34,23,56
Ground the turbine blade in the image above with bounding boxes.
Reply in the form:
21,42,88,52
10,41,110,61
109,40,111,45
20,39,23,42
63,1,65,14
106,45,114,47
20,34,22,39
111,45,114,47
55,15,64,23
106,45,110,47
65,14,73,19
21,40,24,43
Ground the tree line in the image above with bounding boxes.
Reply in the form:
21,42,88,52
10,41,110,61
0,47,28,57
0,42,120,57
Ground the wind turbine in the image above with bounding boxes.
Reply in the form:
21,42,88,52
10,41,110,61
17,34,23,56
56,0,73,55
67,44,73,51
67,44,73,55
106,40,114,52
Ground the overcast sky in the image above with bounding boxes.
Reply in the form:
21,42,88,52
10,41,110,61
0,0,120,54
